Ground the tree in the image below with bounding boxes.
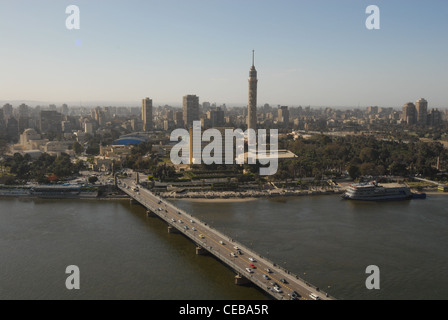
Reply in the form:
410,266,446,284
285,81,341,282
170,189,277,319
348,164,361,180
73,141,84,155
88,176,98,184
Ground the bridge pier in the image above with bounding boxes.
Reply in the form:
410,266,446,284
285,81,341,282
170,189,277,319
196,246,208,255
146,210,156,217
168,226,179,234
234,274,250,286
130,199,139,205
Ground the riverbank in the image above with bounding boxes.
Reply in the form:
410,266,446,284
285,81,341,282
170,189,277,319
158,188,344,200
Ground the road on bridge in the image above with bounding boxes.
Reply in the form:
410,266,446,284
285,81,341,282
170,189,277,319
118,174,333,301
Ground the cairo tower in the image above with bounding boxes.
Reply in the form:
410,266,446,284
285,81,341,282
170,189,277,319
248,50,258,131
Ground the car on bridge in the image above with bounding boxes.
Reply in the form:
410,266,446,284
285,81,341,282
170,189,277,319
290,291,300,300
245,268,253,273
309,293,320,300
249,257,256,262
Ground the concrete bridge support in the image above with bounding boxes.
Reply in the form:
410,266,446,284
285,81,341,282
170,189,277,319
234,274,250,286
168,226,180,234
146,210,156,217
196,246,208,255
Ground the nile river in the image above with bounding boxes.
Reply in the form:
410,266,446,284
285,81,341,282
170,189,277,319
1,194,447,300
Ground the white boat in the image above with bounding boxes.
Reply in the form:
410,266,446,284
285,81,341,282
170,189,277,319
342,182,412,201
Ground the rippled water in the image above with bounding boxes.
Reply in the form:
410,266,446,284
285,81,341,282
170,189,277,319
1,194,447,300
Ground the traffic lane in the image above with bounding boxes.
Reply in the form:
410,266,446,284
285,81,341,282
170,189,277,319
123,183,323,300
125,186,299,299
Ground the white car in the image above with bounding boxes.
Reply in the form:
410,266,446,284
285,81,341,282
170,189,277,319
248,257,256,262
273,287,283,293
245,268,253,273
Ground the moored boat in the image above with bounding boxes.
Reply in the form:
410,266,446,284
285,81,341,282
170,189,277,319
342,181,413,201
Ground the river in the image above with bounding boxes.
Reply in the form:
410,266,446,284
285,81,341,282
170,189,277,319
1,193,447,300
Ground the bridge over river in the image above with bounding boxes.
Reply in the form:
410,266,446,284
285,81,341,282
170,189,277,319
117,174,334,301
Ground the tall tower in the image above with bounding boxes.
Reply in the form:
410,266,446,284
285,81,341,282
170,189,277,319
248,50,258,131
142,97,153,131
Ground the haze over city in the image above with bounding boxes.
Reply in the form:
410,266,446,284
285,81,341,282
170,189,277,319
1,0,447,108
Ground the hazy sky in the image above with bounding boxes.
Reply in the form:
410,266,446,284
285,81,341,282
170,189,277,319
0,0,447,108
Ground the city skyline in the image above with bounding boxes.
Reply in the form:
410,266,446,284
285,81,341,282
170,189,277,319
1,1,448,108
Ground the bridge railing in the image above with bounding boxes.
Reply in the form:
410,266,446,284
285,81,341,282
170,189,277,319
119,182,334,300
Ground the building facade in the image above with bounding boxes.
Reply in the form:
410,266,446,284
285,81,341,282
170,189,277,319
402,102,417,125
142,97,153,131
415,98,428,126
183,95,200,129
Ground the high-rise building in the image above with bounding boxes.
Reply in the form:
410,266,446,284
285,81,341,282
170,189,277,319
402,102,417,125
61,104,69,116
367,106,378,114
142,97,153,131
39,110,62,134
207,107,225,128
183,95,200,128
2,104,13,120
17,116,29,134
6,117,19,142
84,122,94,134
174,111,184,128
278,106,289,126
415,98,428,126
428,109,442,127
94,107,107,127
248,50,258,131
0,109,5,135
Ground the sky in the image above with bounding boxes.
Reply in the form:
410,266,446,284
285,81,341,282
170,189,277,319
0,0,447,109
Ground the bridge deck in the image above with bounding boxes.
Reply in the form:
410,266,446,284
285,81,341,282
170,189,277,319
118,176,334,300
